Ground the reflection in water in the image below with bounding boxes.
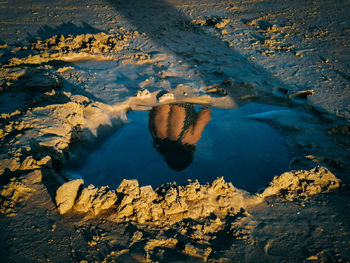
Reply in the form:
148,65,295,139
148,103,211,171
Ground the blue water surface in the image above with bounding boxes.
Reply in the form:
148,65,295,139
67,103,291,193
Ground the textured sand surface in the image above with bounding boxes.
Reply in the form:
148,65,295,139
1,0,350,262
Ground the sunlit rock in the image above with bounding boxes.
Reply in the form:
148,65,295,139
261,167,340,201
55,179,84,214
75,185,118,215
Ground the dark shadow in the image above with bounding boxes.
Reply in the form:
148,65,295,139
106,0,341,120
148,103,211,171
138,209,248,261
0,65,101,115
0,41,34,65
107,0,284,90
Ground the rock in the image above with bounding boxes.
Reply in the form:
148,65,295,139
261,167,340,201
118,203,134,219
210,177,235,196
117,185,161,223
20,156,52,170
214,18,230,29
150,203,164,221
140,185,157,202
50,167,339,226
133,200,152,223
178,180,201,201
119,194,134,208
74,184,98,213
164,188,177,205
55,179,84,214
36,155,52,167
115,180,141,219
164,199,188,215
131,185,158,222
75,185,117,215
144,238,178,252
94,187,117,212
117,179,140,197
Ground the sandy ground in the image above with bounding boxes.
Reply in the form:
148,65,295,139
1,0,350,262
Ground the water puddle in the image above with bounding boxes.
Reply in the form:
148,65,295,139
65,103,291,193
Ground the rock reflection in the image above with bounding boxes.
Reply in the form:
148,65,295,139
148,103,211,171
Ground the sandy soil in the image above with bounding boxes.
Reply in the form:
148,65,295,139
1,0,350,262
